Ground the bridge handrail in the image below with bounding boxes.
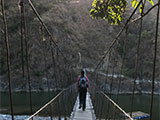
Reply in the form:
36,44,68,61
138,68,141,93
100,91,133,120
26,83,76,120
91,83,134,120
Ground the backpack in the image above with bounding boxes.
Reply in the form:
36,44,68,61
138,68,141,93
79,77,88,88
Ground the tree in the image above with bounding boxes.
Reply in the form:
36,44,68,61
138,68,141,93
90,0,154,25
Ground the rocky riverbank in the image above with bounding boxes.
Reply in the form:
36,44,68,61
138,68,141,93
0,80,159,95
102,79,160,95
0,75,63,93
0,72,159,94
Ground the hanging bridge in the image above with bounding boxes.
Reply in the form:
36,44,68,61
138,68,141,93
0,0,159,120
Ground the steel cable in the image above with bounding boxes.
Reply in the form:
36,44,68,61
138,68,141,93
23,2,33,115
149,0,160,119
130,1,144,116
19,0,25,78
40,26,53,120
27,0,68,64
1,0,14,119
94,0,143,71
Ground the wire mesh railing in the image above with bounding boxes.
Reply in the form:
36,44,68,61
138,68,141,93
26,83,77,120
90,83,133,120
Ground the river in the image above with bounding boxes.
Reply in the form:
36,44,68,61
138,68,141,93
111,94,160,120
0,92,159,120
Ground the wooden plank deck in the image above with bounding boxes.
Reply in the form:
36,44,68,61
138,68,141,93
70,92,96,120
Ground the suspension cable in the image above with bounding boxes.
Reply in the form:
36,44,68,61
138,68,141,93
40,26,51,100
26,90,64,120
116,26,128,103
22,1,33,114
91,83,133,120
149,0,159,119
1,0,14,119
49,39,58,89
19,0,25,78
40,26,53,120
131,2,160,23
94,0,143,71
27,0,74,88
106,48,117,120
56,48,62,88
27,0,67,63
112,42,123,120
99,51,111,120
130,0,145,116
104,51,111,94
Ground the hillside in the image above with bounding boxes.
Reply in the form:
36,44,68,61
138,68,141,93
0,0,159,92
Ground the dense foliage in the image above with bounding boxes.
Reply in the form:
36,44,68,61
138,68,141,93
90,0,154,24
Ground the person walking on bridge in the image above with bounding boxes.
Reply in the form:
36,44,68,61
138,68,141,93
77,69,89,111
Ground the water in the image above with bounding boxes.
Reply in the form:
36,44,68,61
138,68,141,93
111,94,160,120
0,92,58,115
0,92,159,120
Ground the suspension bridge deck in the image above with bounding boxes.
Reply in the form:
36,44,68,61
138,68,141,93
70,92,96,120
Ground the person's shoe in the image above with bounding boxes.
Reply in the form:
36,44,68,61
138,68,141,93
82,107,85,111
79,105,81,109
